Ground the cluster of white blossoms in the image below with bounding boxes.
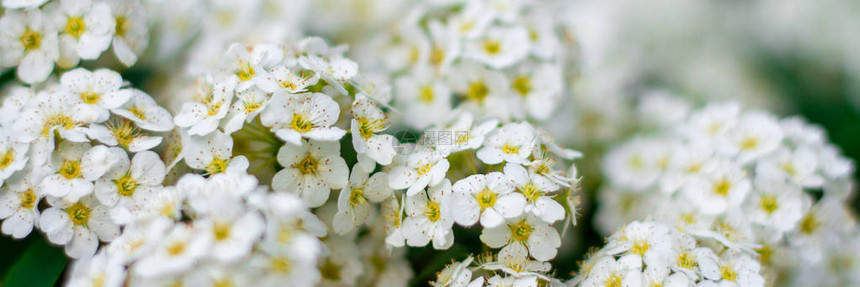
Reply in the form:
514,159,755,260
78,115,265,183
358,0,568,129
598,99,858,286
570,221,765,287
0,0,149,83
0,67,172,259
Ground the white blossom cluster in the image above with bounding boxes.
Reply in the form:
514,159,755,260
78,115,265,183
357,0,569,129
570,221,765,287
0,0,149,83
0,67,172,259
598,100,858,286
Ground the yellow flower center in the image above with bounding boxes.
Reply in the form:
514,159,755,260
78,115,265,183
290,113,313,133
66,202,91,226
166,241,186,256
424,201,441,222
501,143,519,155
677,252,697,269
780,162,796,176
356,118,384,140
720,264,737,282
474,188,497,211
206,102,222,116
419,85,435,104
270,256,292,273
293,154,318,175
21,28,41,51
604,274,622,287
483,39,501,55
349,188,366,207
42,115,76,136
740,137,758,150
18,189,37,209
512,76,532,96
509,219,533,242
237,64,255,82
109,120,142,149
518,183,542,202
128,106,147,120
628,155,643,170
370,254,387,272
759,195,779,214
0,150,14,170
213,222,231,241
243,101,263,114
466,82,489,103
115,174,138,197
631,241,649,255
65,17,86,38
206,157,229,174
712,179,731,196
430,47,445,66
416,163,433,176
799,213,820,234
320,259,342,280
756,244,773,265
115,17,128,37
59,160,82,179
213,278,235,287
92,274,106,287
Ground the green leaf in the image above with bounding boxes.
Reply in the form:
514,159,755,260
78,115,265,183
2,236,68,287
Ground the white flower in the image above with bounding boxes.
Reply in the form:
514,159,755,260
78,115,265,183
2,0,48,9
60,68,132,123
477,122,535,165
264,65,320,94
480,214,561,261
402,180,455,249
464,25,529,69
333,168,393,235
174,77,236,136
271,139,349,207
261,92,345,145
85,120,163,152
743,179,805,234
133,223,211,277
430,112,499,154
431,256,477,287
603,221,673,267
381,197,406,248
0,8,59,83
446,1,493,39
223,85,271,134
93,150,166,224
718,111,783,163
683,159,751,215
603,138,668,191
389,149,450,196
318,236,364,286
47,0,114,68
111,89,175,132
108,0,149,67
197,204,264,263
756,147,824,188
350,94,396,165
579,255,642,287
220,43,284,91
424,20,460,74
39,142,118,201
299,54,358,95
393,68,453,129
0,85,35,128
107,217,172,264
0,129,29,185
450,63,511,120
503,163,564,223
507,63,563,121
713,250,765,287
0,167,47,238
66,250,126,287
681,102,741,141
183,131,249,174
39,195,119,258
250,241,321,287
451,172,526,228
